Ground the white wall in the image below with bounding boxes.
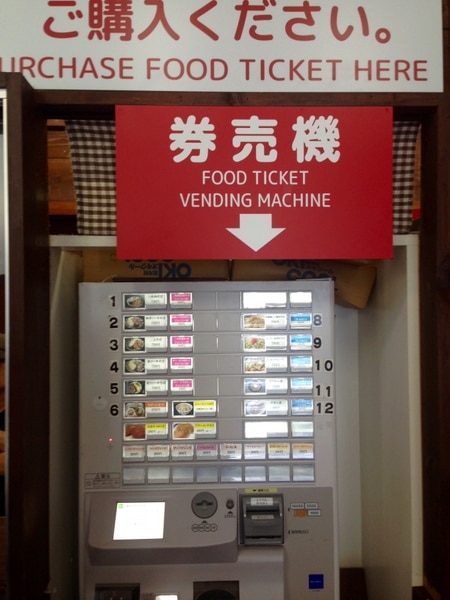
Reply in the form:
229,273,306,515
335,305,363,566
358,240,422,600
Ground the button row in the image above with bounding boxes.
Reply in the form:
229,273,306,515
123,441,315,462
123,463,315,485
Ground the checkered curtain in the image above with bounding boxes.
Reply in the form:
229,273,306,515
393,121,420,234
66,119,420,236
66,120,116,235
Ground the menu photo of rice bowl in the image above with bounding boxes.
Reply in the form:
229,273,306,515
124,423,146,440
172,422,195,439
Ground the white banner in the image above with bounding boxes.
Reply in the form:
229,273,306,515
0,0,443,92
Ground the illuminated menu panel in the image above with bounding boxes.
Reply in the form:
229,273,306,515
79,282,335,490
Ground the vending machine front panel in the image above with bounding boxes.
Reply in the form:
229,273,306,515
79,281,338,600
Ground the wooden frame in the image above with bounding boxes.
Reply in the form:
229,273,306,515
0,73,50,598
36,90,448,599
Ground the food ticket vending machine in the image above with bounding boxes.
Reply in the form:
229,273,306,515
79,280,338,600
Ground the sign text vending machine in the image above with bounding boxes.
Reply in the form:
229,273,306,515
79,280,338,600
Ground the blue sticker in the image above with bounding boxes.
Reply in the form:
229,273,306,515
309,574,324,590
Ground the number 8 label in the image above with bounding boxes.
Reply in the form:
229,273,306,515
313,313,323,327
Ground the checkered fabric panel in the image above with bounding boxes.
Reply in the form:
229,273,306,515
393,121,420,234
66,119,420,236
66,120,116,235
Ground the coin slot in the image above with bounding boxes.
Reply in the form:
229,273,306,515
191,492,218,519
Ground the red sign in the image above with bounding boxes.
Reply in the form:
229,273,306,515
116,105,393,259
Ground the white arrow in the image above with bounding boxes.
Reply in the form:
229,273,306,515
226,214,285,252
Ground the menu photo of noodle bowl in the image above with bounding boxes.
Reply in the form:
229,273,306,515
243,356,266,374
124,294,145,309
244,378,266,394
243,335,266,352
124,358,146,373
124,315,145,330
244,399,267,416
125,337,146,352
173,401,194,416
125,380,145,395
243,314,266,330
124,402,145,418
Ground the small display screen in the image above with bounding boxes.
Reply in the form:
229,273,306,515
113,501,165,540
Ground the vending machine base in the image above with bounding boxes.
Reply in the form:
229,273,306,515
82,486,336,600
88,550,284,600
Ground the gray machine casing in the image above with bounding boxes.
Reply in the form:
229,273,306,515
79,281,338,599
